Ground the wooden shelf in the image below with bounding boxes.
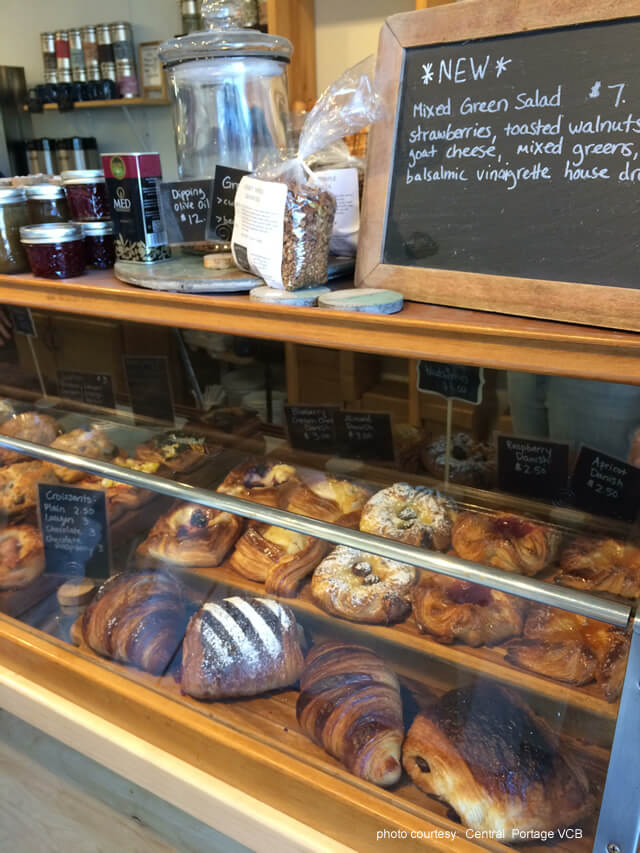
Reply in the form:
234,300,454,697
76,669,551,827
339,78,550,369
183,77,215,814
2,270,639,381
27,98,170,112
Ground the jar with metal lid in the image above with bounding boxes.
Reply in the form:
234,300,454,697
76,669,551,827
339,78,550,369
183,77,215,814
79,220,115,268
26,185,70,225
82,26,101,81
96,24,116,81
69,29,87,82
115,58,139,98
0,189,30,274
61,170,109,221
41,32,57,80
110,22,136,64
203,0,258,28
180,0,202,34
20,223,86,279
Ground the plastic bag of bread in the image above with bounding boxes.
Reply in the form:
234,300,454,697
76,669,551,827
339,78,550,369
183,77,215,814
231,57,383,290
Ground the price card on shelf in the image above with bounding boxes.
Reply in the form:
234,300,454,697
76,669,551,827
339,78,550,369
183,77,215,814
417,360,484,405
8,306,36,337
57,370,116,410
497,434,570,500
158,179,213,244
334,411,394,461
209,165,249,243
571,445,640,522
124,356,175,425
38,483,110,578
285,405,339,454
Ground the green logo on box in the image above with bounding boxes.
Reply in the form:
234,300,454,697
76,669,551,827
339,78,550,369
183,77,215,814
110,156,126,180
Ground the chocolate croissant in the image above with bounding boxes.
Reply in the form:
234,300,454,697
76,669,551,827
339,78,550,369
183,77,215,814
82,571,187,674
296,642,404,787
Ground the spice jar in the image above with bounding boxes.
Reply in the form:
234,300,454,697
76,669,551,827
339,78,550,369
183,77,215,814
61,170,110,221
81,220,115,269
26,185,70,224
20,223,86,279
0,189,30,274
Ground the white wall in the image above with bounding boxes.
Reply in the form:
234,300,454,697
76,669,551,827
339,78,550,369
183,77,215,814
314,0,415,92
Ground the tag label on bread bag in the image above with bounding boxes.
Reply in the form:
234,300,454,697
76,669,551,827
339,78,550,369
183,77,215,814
231,176,287,288
314,168,359,256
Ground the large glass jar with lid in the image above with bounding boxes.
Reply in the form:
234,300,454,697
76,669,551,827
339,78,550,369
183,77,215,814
0,188,30,274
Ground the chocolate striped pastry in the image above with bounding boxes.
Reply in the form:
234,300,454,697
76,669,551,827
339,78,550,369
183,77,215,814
296,642,404,787
82,571,187,675
181,596,304,700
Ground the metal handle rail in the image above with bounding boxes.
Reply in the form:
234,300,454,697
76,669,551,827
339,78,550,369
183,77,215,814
2,435,632,629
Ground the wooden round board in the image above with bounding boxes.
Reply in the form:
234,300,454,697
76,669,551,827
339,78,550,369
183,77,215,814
318,288,404,314
249,285,331,306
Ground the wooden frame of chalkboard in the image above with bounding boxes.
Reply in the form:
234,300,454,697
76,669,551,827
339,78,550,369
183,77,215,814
356,0,640,332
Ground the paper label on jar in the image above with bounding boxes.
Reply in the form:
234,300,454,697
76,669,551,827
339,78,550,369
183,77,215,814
232,176,287,289
313,167,360,256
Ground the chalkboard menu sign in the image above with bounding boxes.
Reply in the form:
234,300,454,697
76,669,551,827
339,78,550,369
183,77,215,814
9,306,36,337
417,361,484,404
124,356,175,424
38,483,110,577
209,165,249,243
497,434,570,501
159,179,213,244
285,406,338,454
334,411,394,461
571,445,640,522
357,3,640,330
57,370,116,410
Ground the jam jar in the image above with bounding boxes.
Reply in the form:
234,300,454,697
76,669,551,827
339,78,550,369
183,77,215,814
61,169,109,221
20,223,86,279
81,220,115,269
26,184,71,224
0,188,30,274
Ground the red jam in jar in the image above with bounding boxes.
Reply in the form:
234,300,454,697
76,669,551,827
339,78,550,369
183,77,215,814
61,169,109,221
20,223,86,279
81,220,116,269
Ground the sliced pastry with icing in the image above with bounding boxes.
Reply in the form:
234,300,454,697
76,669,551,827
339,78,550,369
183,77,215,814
555,537,640,599
412,573,526,646
75,457,171,521
0,524,45,590
181,596,304,699
451,512,562,576
230,523,328,597
287,471,371,528
403,683,591,840
137,501,244,568
297,642,404,787
49,426,117,483
311,546,417,624
135,431,221,474
359,483,457,551
217,461,299,508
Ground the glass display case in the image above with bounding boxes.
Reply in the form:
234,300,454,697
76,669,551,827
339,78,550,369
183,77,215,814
0,293,638,852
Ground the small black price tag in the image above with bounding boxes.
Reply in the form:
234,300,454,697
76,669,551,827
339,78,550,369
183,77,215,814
158,179,213,244
8,306,36,337
571,446,640,522
334,411,394,461
209,165,249,243
124,356,175,425
497,434,570,501
57,370,116,410
417,361,484,405
285,405,338,454
38,483,110,578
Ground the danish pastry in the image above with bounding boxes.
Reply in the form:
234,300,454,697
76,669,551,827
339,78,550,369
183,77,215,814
217,461,298,508
137,501,244,568
311,546,417,624
49,427,116,483
297,642,404,787
75,457,170,522
421,432,495,488
555,537,640,599
411,574,525,646
287,471,371,528
403,683,591,839
506,605,629,701
0,412,60,466
135,431,220,474
0,461,59,517
181,596,304,699
230,523,328,596
359,483,457,551
451,512,562,576
0,524,45,589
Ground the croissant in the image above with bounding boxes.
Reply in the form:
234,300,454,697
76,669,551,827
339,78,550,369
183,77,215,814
230,523,328,596
137,501,245,568
0,525,45,590
0,461,59,517
0,412,59,466
217,461,299,508
50,427,117,483
506,605,630,701
75,457,171,522
287,471,371,528
82,571,187,674
451,512,562,576
412,573,526,647
181,596,304,699
296,642,404,787
403,683,591,840
555,537,640,599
